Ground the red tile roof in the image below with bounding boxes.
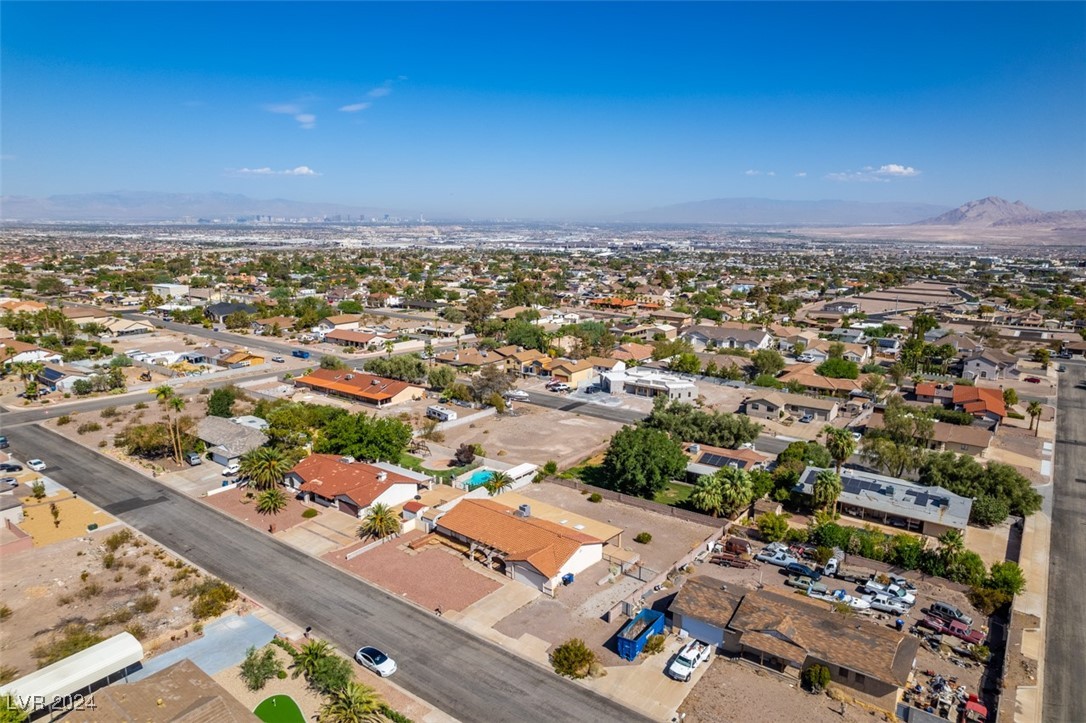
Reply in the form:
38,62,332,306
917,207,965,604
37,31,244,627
292,454,416,507
293,369,421,403
952,385,1006,418
437,499,601,579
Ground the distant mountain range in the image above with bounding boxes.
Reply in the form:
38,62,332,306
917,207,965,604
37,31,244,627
0,191,418,222
914,196,1086,228
618,197,951,225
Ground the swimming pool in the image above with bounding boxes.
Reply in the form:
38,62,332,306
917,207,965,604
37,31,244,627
466,469,494,489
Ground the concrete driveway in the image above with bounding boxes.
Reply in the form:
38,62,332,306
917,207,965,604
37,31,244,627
128,613,277,681
278,508,359,555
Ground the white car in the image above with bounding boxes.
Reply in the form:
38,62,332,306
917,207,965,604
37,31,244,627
222,463,241,476
27,459,46,472
504,389,530,401
668,640,712,682
863,593,909,615
754,549,798,567
862,579,916,606
797,353,815,363
355,646,397,677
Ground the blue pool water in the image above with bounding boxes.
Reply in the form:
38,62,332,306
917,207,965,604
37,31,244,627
467,469,494,489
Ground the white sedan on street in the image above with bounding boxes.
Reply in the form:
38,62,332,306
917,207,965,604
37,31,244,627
355,646,397,677
27,459,47,472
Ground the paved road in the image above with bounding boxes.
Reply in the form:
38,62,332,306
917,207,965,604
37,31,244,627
1043,360,1086,723
522,391,793,455
4,425,650,723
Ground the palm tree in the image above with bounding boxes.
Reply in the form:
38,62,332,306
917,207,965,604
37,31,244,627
318,681,384,723
1027,401,1043,436
822,426,856,474
384,340,395,357
239,447,292,490
292,639,334,680
690,474,725,517
483,471,513,496
938,529,965,567
357,503,401,540
152,383,174,405
812,469,842,514
166,395,186,464
255,487,288,515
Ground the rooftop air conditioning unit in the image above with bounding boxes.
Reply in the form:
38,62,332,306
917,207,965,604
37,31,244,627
376,471,388,481
689,444,700,454
340,456,355,464
516,504,531,518
371,379,380,385
345,374,354,380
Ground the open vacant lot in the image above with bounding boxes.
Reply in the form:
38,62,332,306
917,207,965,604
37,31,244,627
440,406,627,468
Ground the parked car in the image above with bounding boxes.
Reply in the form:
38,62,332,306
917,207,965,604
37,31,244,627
1024,376,1042,383
797,353,815,363
862,579,916,606
503,389,530,401
754,549,798,567
798,414,814,424
0,435,8,449
548,383,571,393
918,617,985,646
355,646,397,677
851,431,862,442
785,575,828,595
184,452,203,466
291,349,311,359
26,459,46,472
1057,364,1067,373
863,592,909,615
927,601,973,627
0,477,18,489
784,562,822,581
0,464,22,473
886,574,917,592
271,355,285,363
222,463,241,476
667,640,712,682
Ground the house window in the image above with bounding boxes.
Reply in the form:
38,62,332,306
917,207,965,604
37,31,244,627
838,667,848,679
854,673,866,685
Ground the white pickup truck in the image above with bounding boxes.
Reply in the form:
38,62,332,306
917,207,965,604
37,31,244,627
862,579,916,606
668,640,712,682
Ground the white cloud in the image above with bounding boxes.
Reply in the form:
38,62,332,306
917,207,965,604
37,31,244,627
766,171,776,177
263,103,302,115
367,86,392,98
231,166,320,177
339,102,372,113
744,169,775,177
795,171,807,178
826,163,922,182
294,113,316,129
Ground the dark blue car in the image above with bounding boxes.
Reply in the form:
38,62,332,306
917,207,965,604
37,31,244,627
785,562,822,581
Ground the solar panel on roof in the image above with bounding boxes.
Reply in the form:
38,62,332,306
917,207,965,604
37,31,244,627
699,453,732,468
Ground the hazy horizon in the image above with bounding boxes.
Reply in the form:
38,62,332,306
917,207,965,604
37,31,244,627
2,2,1083,217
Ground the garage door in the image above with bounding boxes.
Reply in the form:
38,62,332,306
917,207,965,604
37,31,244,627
338,499,360,517
677,616,724,647
510,563,547,591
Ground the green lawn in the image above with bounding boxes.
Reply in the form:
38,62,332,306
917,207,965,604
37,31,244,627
254,695,305,723
397,452,474,482
654,481,696,506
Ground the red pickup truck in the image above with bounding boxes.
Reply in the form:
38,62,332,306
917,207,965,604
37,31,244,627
919,616,985,646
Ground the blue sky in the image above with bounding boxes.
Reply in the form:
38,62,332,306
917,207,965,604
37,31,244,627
2,2,1084,218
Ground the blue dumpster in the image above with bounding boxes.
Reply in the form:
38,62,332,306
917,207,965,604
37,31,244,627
616,609,665,661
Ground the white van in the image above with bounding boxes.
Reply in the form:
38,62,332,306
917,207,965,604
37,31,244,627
426,405,457,422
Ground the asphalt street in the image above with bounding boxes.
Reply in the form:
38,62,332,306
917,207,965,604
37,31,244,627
1043,360,1086,723
4,425,651,723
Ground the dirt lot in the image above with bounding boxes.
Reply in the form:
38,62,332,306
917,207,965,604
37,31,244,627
0,526,225,683
204,486,312,534
679,656,877,723
440,406,627,469
324,530,502,614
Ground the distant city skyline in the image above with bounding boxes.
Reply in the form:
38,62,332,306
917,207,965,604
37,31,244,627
2,2,1084,218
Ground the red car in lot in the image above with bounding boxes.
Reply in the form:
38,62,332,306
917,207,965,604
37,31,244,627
1024,377,1042,383
918,616,986,646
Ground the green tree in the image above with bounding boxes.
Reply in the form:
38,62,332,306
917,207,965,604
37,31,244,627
937,529,965,568
815,358,859,379
470,364,513,402
812,469,842,513
239,645,285,691
483,471,514,496
207,387,236,418
427,365,457,391
756,511,792,542
239,447,292,491
0,694,28,723
314,413,412,462
505,319,548,352
750,348,785,377
318,681,384,723
986,561,1027,596
550,638,596,679
600,426,687,499
1027,401,1043,435
1002,387,1018,407
357,503,401,539
1031,348,1051,369
292,639,334,681
669,352,701,374
255,487,289,516
364,354,427,383
821,426,855,474
320,355,349,371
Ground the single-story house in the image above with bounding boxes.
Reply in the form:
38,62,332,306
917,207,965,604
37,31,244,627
804,340,870,365
315,314,363,334
829,327,868,345
432,499,605,595
600,368,697,401
778,331,821,354
324,329,382,350
0,340,63,365
417,322,466,338
509,348,551,376
215,349,264,368
293,369,424,407
101,317,154,336
610,342,655,364
682,325,772,352
962,349,1019,381
252,316,296,335
585,356,626,375
151,283,189,299
61,306,111,326
777,364,870,397
286,454,423,518
794,466,972,535
822,301,860,315
866,411,993,456
434,347,510,368
745,391,840,422
684,442,771,482
195,416,269,466
669,577,919,710
203,302,258,324
873,337,901,357
951,385,1006,426
36,364,91,394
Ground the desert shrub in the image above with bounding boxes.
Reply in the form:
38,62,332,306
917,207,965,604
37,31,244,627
100,406,121,419
0,668,18,687
550,638,596,679
802,663,832,692
0,604,11,621
588,493,603,503
96,608,133,626
134,401,148,410
634,532,652,544
379,705,414,723
132,594,159,614
31,624,104,665
102,553,116,569
240,645,284,691
77,583,103,600
187,579,239,620
57,415,72,426
56,595,74,607
124,623,147,640
77,422,102,435
277,669,288,679
968,586,1012,616
137,564,151,577
104,529,134,552
756,511,791,542
542,460,558,476
643,634,666,655
302,508,319,519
